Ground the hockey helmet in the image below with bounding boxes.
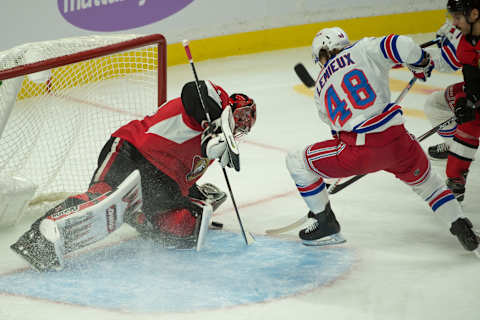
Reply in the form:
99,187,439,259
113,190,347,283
229,93,256,135
447,0,480,14
312,27,350,64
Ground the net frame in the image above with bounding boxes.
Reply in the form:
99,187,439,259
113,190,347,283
0,34,167,219
0,33,166,103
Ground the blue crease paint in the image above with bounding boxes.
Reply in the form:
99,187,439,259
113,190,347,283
0,231,355,312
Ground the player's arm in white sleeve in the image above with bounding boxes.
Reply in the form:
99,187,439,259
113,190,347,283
363,35,422,67
425,21,462,72
380,34,425,65
368,34,435,81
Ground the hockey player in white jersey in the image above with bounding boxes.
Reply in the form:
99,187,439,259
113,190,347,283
423,20,463,162
285,27,479,253
422,0,480,204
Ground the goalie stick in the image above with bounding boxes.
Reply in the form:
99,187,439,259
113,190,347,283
182,40,255,245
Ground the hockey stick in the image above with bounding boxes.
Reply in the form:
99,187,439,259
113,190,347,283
182,40,255,245
265,215,308,235
328,116,457,195
294,38,441,89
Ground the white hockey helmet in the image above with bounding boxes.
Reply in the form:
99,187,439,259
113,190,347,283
312,27,350,64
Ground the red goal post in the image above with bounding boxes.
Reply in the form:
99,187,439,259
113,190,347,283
0,34,167,227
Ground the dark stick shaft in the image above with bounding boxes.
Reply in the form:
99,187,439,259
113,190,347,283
221,169,249,243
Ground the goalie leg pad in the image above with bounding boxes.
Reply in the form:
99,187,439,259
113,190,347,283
10,170,142,271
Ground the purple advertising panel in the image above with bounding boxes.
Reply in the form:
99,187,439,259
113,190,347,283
58,0,194,31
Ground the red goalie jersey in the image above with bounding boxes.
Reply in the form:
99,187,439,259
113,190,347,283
112,80,230,195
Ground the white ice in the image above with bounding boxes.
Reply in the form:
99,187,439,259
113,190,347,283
0,33,479,320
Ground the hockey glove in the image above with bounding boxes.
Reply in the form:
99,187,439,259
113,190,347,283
201,123,232,168
453,94,477,124
436,21,461,46
407,52,434,82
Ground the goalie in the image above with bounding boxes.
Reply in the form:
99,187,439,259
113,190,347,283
10,80,257,271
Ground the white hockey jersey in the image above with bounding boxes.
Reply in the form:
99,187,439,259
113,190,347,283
425,24,462,72
314,35,426,134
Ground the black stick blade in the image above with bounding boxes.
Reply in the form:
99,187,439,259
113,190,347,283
294,63,315,88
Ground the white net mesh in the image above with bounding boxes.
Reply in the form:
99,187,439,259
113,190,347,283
0,34,166,217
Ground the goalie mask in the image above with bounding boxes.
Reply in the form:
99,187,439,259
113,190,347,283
229,93,256,136
312,27,350,65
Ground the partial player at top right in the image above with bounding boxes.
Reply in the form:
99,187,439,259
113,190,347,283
423,0,480,203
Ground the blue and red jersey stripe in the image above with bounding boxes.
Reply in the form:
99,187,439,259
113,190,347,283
380,35,403,64
441,40,462,71
352,103,403,133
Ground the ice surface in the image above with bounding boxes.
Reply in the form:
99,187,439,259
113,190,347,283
0,33,479,320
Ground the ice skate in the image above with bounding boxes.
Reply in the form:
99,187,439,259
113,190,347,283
450,218,479,254
428,142,449,160
299,203,346,246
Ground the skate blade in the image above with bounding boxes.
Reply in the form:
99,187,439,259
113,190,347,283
302,233,346,247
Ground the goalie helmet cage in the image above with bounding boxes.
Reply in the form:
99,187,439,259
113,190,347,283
0,34,166,226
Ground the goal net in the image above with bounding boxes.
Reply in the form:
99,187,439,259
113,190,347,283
0,34,166,226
